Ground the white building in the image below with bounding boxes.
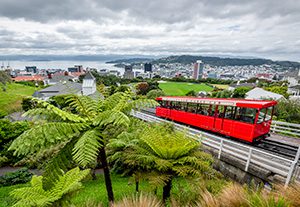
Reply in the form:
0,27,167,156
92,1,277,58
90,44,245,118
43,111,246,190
245,87,284,100
82,71,96,96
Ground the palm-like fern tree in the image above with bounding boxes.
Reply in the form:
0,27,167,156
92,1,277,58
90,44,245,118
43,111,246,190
9,91,157,204
119,124,216,203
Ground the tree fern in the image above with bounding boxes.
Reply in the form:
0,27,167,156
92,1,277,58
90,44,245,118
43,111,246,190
9,92,158,204
112,124,216,202
11,167,89,207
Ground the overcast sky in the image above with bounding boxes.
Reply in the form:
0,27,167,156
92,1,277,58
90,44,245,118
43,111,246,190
0,0,299,61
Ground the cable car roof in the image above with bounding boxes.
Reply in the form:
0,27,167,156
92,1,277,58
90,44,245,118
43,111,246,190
156,96,277,109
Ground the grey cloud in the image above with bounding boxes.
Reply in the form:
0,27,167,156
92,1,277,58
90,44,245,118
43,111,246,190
0,0,299,23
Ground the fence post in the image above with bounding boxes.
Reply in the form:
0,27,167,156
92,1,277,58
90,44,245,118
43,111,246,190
218,139,224,159
285,145,300,187
245,148,253,172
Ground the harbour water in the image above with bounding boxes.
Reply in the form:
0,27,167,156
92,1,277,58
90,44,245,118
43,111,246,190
2,60,124,74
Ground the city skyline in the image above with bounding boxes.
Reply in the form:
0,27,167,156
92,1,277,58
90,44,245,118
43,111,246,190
0,0,299,61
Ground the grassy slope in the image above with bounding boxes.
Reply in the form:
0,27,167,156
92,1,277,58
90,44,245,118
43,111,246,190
0,83,36,113
159,82,213,96
0,174,227,207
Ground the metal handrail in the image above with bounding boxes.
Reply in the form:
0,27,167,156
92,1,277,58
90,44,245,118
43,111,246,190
132,110,300,187
272,120,300,137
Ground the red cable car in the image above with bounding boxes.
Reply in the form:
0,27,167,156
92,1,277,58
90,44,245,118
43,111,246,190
155,96,277,143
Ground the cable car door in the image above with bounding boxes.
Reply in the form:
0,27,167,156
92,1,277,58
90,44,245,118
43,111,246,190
213,105,225,132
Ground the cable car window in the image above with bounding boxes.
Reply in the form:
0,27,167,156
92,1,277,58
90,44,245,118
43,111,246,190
235,107,256,124
265,106,273,121
165,101,170,108
209,105,216,117
257,108,267,124
217,106,225,118
173,102,181,110
224,106,235,120
187,103,197,113
181,102,188,111
198,104,210,115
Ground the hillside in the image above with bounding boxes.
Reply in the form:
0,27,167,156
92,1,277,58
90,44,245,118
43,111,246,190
152,55,300,67
0,83,36,115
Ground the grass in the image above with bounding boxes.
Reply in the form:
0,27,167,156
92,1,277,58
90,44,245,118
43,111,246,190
158,81,214,96
0,83,37,114
0,174,228,207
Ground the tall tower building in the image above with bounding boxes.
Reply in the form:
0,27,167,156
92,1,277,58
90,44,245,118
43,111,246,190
192,60,204,80
144,63,152,73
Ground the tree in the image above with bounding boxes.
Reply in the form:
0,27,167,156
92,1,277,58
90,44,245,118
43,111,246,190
0,71,11,92
119,124,215,203
146,89,165,99
9,92,157,204
264,86,289,98
232,87,252,98
136,82,149,95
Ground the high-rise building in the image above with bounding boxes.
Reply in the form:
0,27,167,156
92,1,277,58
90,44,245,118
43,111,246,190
144,63,152,73
123,65,134,79
192,60,204,80
25,66,37,73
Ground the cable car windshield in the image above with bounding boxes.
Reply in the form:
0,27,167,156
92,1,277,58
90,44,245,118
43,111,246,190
257,106,273,124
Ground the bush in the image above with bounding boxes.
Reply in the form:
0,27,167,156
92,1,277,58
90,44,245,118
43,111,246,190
274,100,300,123
0,168,33,187
146,89,165,99
186,90,197,97
232,87,252,98
0,119,30,165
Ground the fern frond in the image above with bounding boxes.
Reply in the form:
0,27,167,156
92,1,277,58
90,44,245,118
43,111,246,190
65,95,98,119
72,129,103,167
122,99,158,114
93,110,130,127
24,108,64,122
23,98,86,123
43,141,75,190
9,122,88,156
11,167,89,207
100,92,127,110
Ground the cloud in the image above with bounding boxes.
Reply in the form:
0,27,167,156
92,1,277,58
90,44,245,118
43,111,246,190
0,0,299,61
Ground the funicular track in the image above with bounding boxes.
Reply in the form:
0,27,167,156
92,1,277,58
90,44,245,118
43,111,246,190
140,108,300,160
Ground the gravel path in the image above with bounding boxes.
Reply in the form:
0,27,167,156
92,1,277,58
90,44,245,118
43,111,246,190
268,133,300,147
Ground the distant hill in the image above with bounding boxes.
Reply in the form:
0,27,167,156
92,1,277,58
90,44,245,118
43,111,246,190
152,55,300,68
106,58,153,64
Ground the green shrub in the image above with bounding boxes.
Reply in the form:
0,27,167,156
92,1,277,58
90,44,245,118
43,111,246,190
0,119,30,165
0,168,33,187
146,89,165,99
